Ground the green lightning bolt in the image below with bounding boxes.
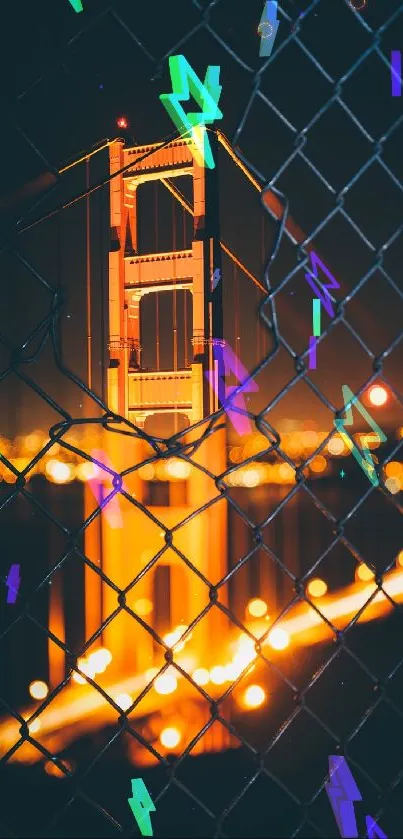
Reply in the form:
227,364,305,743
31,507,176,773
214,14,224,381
159,55,223,169
128,778,156,837
68,0,84,12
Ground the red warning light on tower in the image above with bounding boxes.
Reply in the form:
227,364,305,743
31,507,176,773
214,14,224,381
117,116,129,130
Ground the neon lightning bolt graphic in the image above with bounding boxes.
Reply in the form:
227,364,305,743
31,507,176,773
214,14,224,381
5,563,20,604
68,0,84,11
325,755,362,838
366,814,388,838
128,778,156,837
211,268,221,291
334,385,387,487
159,56,223,169
304,250,340,318
205,340,258,435
88,449,124,529
258,1,280,58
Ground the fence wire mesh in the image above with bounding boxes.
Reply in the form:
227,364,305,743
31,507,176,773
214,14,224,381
0,0,403,837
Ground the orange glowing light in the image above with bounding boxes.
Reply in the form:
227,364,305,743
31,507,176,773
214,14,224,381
115,693,132,711
385,462,403,478
72,658,91,684
165,459,191,478
2,571,403,762
117,116,129,129
192,668,210,685
310,455,327,474
45,459,74,483
163,624,191,652
160,727,181,748
29,680,49,700
385,477,401,495
268,628,289,650
328,436,345,456
134,598,153,616
87,648,112,674
368,385,388,407
44,759,73,778
243,685,266,709
209,666,226,685
307,578,328,598
247,598,268,618
356,563,375,582
154,672,177,695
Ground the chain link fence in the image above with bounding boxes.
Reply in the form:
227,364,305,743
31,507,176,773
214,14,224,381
1,0,403,836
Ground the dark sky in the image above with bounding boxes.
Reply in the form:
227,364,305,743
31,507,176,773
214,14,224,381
0,0,402,438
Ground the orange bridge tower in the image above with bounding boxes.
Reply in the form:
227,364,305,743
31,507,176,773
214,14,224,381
84,134,229,704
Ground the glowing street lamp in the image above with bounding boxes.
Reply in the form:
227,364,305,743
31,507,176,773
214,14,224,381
367,385,388,407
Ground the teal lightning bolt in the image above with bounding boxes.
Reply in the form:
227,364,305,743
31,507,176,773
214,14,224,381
159,55,223,169
68,0,83,10
334,385,387,487
128,778,156,837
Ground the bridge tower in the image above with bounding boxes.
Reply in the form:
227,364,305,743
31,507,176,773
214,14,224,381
84,134,229,696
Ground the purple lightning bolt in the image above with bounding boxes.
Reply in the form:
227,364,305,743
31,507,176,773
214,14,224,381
88,449,124,529
325,755,362,838
366,815,387,838
304,250,340,319
6,563,20,604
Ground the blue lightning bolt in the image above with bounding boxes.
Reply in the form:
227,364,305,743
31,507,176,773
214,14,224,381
211,268,221,291
128,778,156,837
325,755,362,838
159,56,223,169
6,563,20,604
304,250,340,319
334,385,387,487
258,2,280,58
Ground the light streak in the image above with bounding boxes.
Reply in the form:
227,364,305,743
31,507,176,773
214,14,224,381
2,571,403,761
